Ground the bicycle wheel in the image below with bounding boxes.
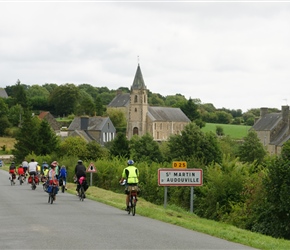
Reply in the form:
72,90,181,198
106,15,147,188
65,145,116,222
61,185,65,193
79,186,84,201
128,197,132,215
50,187,54,204
132,196,136,216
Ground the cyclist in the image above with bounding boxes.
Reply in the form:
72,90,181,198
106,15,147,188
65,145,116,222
74,160,86,196
22,159,29,174
48,161,59,200
9,162,17,184
17,164,25,181
28,159,38,184
119,159,139,211
41,161,49,175
59,165,67,190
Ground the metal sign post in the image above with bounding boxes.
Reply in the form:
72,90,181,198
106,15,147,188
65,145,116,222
158,167,203,212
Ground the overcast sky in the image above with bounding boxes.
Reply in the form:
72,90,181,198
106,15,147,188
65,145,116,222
1,1,290,112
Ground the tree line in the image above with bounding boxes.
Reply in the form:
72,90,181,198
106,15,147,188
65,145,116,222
1,79,280,137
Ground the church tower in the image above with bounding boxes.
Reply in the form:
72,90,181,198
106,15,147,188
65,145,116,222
127,64,148,139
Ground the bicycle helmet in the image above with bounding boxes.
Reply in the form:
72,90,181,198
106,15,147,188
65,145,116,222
127,159,134,165
77,160,83,164
51,161,58,167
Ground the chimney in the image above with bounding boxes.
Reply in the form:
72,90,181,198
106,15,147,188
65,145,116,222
116,89,122,95
260,107,268,118
80,116,89,130
282,105,289,122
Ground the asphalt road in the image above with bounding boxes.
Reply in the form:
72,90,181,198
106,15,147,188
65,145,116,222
0,169,256,250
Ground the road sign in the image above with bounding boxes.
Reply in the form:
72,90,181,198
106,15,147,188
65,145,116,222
158,168,203,186
86,162,96,173
172,161,187,169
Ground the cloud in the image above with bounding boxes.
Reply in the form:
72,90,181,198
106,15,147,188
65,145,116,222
1,2,290,112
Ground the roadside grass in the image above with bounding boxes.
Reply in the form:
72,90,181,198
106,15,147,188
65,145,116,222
201,123,251,139
66,182,290,250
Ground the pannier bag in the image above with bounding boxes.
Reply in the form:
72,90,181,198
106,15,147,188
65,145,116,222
46,185,59,194
34,176,39,183
28,176,33,183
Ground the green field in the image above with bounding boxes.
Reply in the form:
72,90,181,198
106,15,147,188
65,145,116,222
201,123,251,139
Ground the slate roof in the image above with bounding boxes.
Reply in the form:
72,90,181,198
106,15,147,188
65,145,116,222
131,64,146,90
148,106,191,122
107,93,130,107
251,113,281,131
68,116,111,131
70,130,95,142
270,124,289,145
0,88,8,98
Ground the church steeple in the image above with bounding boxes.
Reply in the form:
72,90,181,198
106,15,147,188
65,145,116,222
127,63,148,139
131,64,147,90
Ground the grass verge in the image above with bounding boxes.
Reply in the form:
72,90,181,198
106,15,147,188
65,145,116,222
66,182,290,250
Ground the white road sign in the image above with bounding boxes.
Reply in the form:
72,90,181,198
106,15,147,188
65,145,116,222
158,168,203,186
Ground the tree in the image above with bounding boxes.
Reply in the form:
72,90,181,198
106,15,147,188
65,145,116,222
75,90,96,116
216,126,224,136
109,132,130,158
106,109,127,129
148,93,165,106
95,96,105,116
129,133,163,163
38,119,59,155
281,140,290,160
11,79,29,109
180,98,200,122
238,130,266,165
58,136,87,158
8,104,24,126
0,116,11,136
167,122,222,165
12,111,41,161
164,94,187,107
84,141,109,160
49,84,80,116
216,110,233,124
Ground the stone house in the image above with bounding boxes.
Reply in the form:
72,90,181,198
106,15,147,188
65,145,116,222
107,64,190,141
67,116,116,146
38,111,61,131
251,105,290,155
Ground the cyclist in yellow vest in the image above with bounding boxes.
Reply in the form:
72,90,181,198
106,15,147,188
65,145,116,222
119,159,139,211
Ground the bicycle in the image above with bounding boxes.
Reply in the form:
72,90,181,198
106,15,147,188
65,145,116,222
47,184,58,204
120,180,138,216
28,174,37,190
18,174,25,185
77,177,87,201
127,186,138,216
59,177,65,193
9,173,16,186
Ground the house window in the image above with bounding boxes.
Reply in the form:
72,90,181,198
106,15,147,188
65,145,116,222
144,95,146,103
133,127,138,135
108,123,109,129
134,95,138,103
135,108,137,112
160,123,162,130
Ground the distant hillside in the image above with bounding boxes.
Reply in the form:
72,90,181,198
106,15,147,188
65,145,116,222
201,123,251,139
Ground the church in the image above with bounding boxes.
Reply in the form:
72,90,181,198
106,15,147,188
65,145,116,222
107,64,191,141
